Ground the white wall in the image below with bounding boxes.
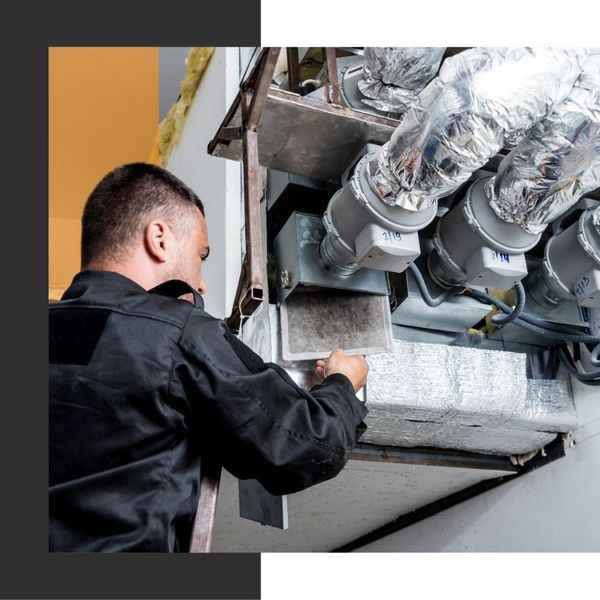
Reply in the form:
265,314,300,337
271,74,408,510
166,48,243,318
159,47,190,120
359,378,600,552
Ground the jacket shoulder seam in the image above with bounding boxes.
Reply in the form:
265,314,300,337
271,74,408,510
49,303,186,328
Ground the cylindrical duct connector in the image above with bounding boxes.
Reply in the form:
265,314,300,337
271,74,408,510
529,207,600,309
320,153,437,277
429,177,541,290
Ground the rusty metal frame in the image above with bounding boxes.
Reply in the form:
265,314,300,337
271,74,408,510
286,47,300,94
189,458,222,552
225,47,280,333
351,442,518,472
322,47,341,105
218,48,343,333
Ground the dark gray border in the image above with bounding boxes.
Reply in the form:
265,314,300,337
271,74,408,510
2,0,260,598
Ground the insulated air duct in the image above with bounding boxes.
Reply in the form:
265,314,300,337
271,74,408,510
320,48,584,279
357,47,445,113
368,47,583,210
423,48,592,290
485,50,600,234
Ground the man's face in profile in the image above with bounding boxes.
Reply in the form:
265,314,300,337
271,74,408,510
170,207,210,296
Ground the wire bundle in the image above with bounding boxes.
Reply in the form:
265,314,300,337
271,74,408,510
408,262,600,385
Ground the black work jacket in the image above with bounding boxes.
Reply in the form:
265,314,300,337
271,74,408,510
49,270,368,552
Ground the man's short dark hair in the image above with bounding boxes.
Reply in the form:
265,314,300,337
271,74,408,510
81,163,205,267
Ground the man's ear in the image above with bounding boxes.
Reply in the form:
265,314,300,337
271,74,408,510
144,220,170,263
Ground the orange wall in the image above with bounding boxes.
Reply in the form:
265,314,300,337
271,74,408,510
49,47,159,296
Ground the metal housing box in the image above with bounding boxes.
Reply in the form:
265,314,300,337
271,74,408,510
273,212,389,304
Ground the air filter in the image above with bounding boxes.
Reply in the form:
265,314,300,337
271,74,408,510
280,290,393,361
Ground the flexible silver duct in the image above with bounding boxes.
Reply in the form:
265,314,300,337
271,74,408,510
486,50,600,234
367,47,584,210
358,47,446,113
578,48,600,90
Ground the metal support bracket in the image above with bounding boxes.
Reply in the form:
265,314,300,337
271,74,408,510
226,48,280,332
322,47,341,105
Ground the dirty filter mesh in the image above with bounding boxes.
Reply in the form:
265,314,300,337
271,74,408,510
280,291,393,361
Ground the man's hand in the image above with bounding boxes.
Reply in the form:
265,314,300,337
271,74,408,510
315,349,369,392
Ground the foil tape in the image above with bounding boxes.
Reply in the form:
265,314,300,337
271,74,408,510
362,340,576,455
486,52,600,234
367,47,584,210
358,47,445,113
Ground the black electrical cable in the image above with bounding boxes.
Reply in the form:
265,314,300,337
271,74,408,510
464,284,600,386
407,263,461,307
558,345,600,384
465,287,594,336
490,281,526,326
409,262,598,340
464,288,600,344
512,316,595,343
407,260,600,385
542,347,560,379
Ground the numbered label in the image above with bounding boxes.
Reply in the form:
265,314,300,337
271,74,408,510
491,251,510,263
575,274,590,297
382,230,402,242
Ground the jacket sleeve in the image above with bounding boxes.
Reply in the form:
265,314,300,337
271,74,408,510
172,313,368,496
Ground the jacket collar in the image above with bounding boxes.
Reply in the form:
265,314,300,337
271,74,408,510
61,270,146,300
61,270,204,310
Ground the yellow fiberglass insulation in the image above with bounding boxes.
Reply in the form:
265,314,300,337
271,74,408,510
158,47,215,166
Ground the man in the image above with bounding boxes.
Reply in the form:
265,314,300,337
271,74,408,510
49,163,369,552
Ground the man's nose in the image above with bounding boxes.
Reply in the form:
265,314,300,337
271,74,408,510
198,279,208,295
